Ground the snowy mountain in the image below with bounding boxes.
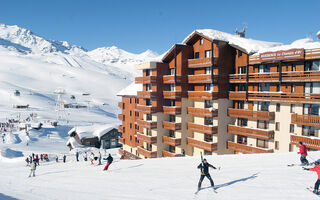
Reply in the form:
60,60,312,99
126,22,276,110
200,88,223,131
0,24,159,125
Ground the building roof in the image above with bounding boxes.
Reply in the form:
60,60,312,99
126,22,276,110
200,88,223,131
182,29,282,54
68,124,118,140
116,81,142,96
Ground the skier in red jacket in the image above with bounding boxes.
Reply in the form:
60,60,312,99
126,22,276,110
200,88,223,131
304,161,320,194
298,142,309,165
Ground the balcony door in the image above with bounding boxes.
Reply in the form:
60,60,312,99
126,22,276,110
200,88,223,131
237,135,247,145
303,104,320,116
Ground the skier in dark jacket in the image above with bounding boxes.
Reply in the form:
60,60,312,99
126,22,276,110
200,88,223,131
197,159,216,191
63,155,66,163
103,154,113,171
304,161,320,194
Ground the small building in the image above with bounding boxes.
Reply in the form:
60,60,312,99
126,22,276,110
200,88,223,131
66,124,122,150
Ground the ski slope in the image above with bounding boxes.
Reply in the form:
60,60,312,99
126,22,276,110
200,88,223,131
1,145,320,200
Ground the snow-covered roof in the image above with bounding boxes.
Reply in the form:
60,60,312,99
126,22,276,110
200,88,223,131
183,29,282,54
92,124,117,139
116,82,142,96
66,137,82,148
68,124,117,140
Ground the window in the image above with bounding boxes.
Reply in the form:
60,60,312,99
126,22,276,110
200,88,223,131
146,99,152,106
238,51,243,57
237,118,248,127
130,98,132,104
258,64,270,73
169,145,175,153
205,83,213,91
239,66,247,74
205,50,211,58
130,111,132,116
292,64,296,72
146,114,152,121
257,139,268,148
194,52,200,59
258,102,270,111
237,135,247,144
302,125,319,137
130,123,132,129
305,82,320,94
170,83,176,91
200,38,203,45
275,141,279,150
204,134,213,142
169,130,174,137
205,67,211,75
257,120,269,129
145,69,151,76
303,104,320,115
290,124,295,133
146,84,152,91
169,115,175,122
277,85,281,92
238,84,246,91
205,100,214,108
290,104,295,113
275,122,280,131
259,83,270,92
205,117,213,125
276,103,281,112
305,60,320,71
291,85,296,93
168,99,175,106
169,68,175,75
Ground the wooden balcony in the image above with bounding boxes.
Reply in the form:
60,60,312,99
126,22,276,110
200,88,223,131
229,71,320,83
188,74,217,84
188,91,219,100
163,106,182,115
188,107,218,118
290,135,320,150
229,91,320,104
163,121,182,131
136,119,157,129
136,105,160,114
187,122,217,135
163,91,183,99
162,150,181,157
136,132,157,144
118,125,123,133
227,141,274,154
135,76,157,84
291,114,320,127
228,108,275,121
187,137,217,152
119,149,141,160
118,114,124,121
188,57,217,68
118,137,125,144
163,75,182,84
228,124,274,140
137,91,158,99
137,146,157,158
118,102,124,109
162,136,182,146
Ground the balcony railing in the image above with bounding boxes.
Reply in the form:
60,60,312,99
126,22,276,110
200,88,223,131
162,150,181,157
136,119,157,129
188,122,218,135
290,135,320,150
118,102,124,109
163,106,182,115
228,124,274,140
227,141,274,154
135,76,157,84
229,91,320,104
163,121,182,131
188,74,217,84
118,137,125,144
136,132,157,144
229,71,320,83
162,136,182,146
163,91,183,99
188,57,216,68
187,137,217,152
136,105,160,114
137,146,157,158
163,75,182,84
188,107,218,118
118,114,124,121
228,108,275,121
188,91,219,100
137,91,158,99
291,114,320,127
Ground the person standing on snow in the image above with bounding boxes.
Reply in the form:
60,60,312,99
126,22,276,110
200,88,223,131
298,142,309,165
83,152,88,161
98,151,102,165
56,155,59,162
63,155,66,163
40,154,43,161
76,151,79,162
197,159,217,191
29,160,37,177
304,161,320,194
25,157,29,166
90,152,95,165
103,154,113,171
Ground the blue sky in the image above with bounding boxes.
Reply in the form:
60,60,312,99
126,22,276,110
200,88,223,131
0,0,319,54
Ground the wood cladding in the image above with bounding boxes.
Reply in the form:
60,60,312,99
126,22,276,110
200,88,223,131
187,137,217,151
228,108,275,121
291,114,320,127
227,141,274,154
162,136,182,146
290,135,320,150
228,124,274,140
187,107,218,118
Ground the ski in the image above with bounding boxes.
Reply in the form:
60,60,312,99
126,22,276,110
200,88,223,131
306,187,320,197
194,187,217,194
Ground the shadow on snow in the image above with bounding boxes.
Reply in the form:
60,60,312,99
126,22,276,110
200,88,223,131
215,173,259,190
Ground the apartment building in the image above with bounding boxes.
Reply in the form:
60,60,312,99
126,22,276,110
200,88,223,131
118,29,320,159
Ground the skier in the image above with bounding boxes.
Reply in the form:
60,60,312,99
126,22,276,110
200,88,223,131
55,155,59,162
90,152,94,165
298,141,309,165
29,160,37,177
25,157,29,166
63,155,66,163
197,159,217,191
98,151,102,165
76,151,79,162
35,155,39,166
304,161,320,194
83,152,88,161
103,154,113,171
40,154,43,161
